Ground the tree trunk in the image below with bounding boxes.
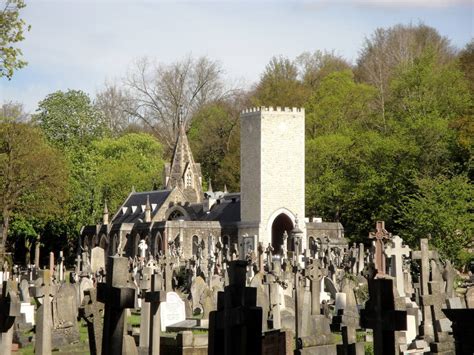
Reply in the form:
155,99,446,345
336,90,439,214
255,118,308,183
0,210,10,264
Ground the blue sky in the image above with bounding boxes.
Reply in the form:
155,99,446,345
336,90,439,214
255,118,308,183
1,0,472,113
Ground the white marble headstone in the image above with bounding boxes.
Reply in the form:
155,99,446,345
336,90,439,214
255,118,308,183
160,292,186,331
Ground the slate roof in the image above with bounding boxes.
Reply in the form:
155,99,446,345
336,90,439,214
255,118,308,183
112,190,172,224
199,195,241,224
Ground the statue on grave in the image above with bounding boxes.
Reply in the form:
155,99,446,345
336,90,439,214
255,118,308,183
116,236,124,257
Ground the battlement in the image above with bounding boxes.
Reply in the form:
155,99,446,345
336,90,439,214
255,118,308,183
241,106,305,115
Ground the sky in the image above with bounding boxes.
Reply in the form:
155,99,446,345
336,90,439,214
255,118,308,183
1,0,472,113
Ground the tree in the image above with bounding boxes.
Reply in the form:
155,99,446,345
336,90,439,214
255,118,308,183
398,176,474,267
124,55,228,152
296,50,351,90
95,82,138,135
92,133,165,220
0,0,30,79
356,23,456,122
305,70,378,138
458,40,474,95
0,123,67,258
34,90,109,150
188,96,244,191
252,56,308,108
1,101,28,122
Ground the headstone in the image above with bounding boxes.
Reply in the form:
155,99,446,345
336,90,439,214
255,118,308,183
91,247,105,274
360,268,407,355
385,235,410,297
52,283,80,348
368,221,391,277
0,280,21,355
143,273,166,355
97,256,137,355
79,288,103,355
33,270,53,355
160,292,186,332
209,260,263,355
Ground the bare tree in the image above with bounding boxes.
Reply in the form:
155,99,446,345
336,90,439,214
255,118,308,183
296,50,352,89
356,23,456,126
124,55,228,151
95,82,137,135
1,101,29,122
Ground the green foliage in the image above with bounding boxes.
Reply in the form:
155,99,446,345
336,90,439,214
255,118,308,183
0,122,67,253
0,0,30,79
92,133,165,218
398,175,474,266
252,56,309,107
305,70,378,138
188,101,240,191
34,90,109,150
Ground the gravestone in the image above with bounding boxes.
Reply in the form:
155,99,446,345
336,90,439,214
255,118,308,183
32,270,53,355
91,247,105,274
208,260,263,355
0,280,21,355
97,256,137,355
368,221,391,277
160,291,186,331
360,267,407,355
80,288,103,355
52,283,80,348
143,273,166,355
385,235,410,297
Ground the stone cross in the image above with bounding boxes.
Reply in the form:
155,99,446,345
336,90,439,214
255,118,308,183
368,221,391,278
138,239,148,260
265,244,274,272
144,273,166,355
0,280,21,355
209,261,262,355
305,259,326,316
139,267,153,350
79,288,103,355
360,277,407,355
33,270,53,355
97,256,137,355
385,235,410,297
411,238,438,341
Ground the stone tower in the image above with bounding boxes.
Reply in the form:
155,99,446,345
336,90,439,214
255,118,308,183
239,107,306,250
163,125,203,203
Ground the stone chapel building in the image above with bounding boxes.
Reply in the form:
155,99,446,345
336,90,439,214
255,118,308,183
80,107,347,261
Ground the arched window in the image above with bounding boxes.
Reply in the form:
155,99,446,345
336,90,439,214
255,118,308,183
168,209,185,221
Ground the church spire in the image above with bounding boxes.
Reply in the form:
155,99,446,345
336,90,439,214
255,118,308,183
163,113,203,203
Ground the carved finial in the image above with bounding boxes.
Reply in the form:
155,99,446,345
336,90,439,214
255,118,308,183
131,185,136,193
103,199,109,225
145,195,151,223
223,184,228,194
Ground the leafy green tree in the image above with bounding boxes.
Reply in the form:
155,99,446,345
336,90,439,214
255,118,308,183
188,100,241,191
398,176,474,266
252,56,308,108
0,123,67,259
305,70,378,138
92,133,165,220
34,90,109,150
458,40,474,95
0,0,30,79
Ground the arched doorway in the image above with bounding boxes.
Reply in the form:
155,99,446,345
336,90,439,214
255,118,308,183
271,213,294,253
